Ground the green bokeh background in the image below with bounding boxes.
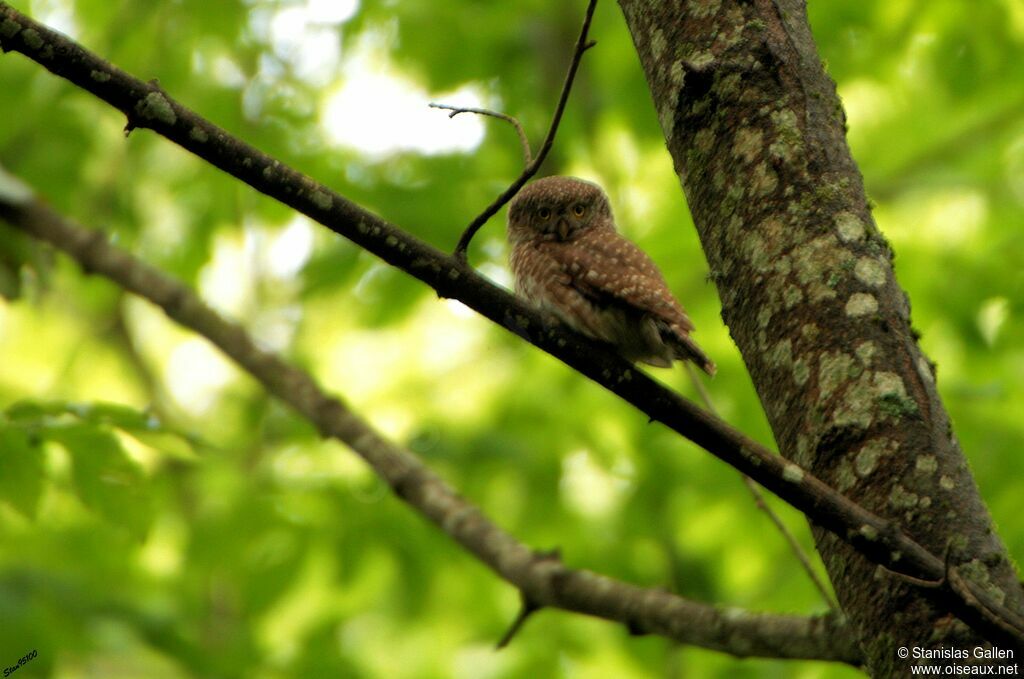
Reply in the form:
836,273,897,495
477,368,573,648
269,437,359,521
0,1,1021,676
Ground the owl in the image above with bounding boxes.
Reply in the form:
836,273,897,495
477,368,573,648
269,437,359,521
507,176,716,375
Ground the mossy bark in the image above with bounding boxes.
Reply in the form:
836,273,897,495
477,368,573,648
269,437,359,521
618,0,1023,673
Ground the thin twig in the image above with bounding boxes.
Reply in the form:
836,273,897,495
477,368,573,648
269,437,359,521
882,540,953,590
685,363,838,611
451,0,598,260
429,103,533,166
740,476,838,608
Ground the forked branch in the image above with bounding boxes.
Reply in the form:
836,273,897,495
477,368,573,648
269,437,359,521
429,103,533,165
685,363,838,611
441,0,598,260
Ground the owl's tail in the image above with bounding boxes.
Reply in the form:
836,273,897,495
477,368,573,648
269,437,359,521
668,328,717,377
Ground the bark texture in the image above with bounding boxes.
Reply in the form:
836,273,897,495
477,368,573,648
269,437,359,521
618,0,1023,672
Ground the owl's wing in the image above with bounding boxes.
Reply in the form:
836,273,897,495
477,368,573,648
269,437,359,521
554,228,696,333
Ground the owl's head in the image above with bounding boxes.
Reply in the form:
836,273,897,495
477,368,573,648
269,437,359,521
507,176,613,243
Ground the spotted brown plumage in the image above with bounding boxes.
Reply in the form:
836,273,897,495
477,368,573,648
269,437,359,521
507,176,716,375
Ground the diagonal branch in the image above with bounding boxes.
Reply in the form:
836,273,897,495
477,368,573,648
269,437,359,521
0,167,861,664
685,363,838,611
449,0,598,259
1,2,1022,649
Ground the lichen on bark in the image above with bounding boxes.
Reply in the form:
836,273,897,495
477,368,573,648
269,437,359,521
619,0,1024,671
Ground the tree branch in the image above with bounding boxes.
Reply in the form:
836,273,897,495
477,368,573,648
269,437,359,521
685,363,838,611
450,0,598,259
0,166,861,664
1,2,1021,649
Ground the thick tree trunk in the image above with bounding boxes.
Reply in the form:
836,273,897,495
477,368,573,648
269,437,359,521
618,0,1023,673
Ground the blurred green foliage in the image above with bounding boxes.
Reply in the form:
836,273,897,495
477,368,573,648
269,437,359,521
0,0,1021,676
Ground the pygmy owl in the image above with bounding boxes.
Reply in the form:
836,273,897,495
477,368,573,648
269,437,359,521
507,176,716,375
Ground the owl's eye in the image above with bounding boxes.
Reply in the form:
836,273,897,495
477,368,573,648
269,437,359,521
537,207,552,220
573,204,586,217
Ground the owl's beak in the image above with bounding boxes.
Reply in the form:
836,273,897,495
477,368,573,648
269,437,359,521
556,217,571,241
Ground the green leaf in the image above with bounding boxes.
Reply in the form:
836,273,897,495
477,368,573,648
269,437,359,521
127,430,201,462
47,423,153,539
82,403,206,461
4,399,68,421
5,400,203,462
0,221,53,300
79,402,155,430
0,260,22,300
0,423,44,518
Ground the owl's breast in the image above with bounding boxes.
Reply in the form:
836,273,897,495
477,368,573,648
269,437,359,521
509,241,571,309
